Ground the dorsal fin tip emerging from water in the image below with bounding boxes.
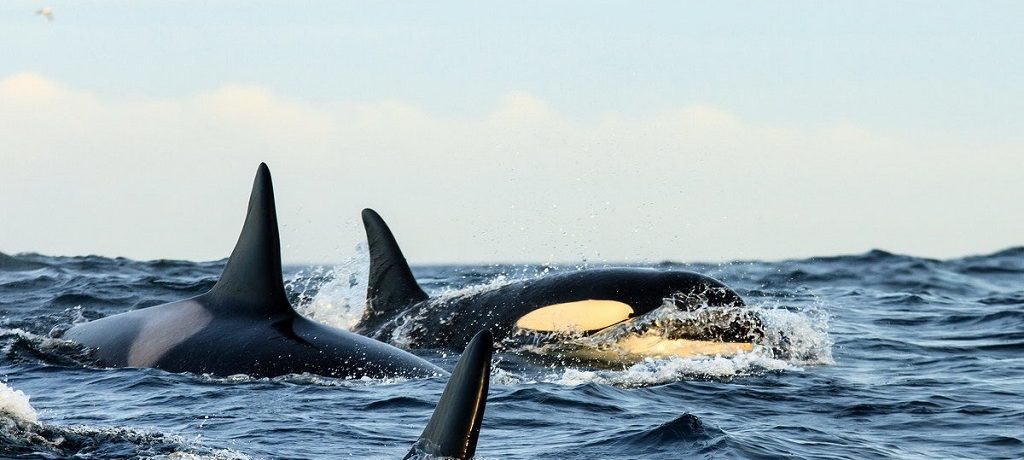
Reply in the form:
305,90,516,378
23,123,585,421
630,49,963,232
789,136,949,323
361,209,428,322
405,329,492,460
208,163,292,314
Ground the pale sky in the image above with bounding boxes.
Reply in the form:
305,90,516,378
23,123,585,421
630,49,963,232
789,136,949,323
1,1,1022,264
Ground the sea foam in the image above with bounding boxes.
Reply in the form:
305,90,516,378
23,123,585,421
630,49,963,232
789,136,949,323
0,381,38,424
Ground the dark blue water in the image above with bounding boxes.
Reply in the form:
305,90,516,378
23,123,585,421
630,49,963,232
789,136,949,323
1,247,1021,459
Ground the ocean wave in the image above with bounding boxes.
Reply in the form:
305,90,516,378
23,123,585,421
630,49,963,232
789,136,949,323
593,413,722,447
0,382,248,459
2,249,1021,458
0,328,96,367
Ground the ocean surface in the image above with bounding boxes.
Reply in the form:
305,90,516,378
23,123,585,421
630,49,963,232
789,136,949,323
1,247,1021,459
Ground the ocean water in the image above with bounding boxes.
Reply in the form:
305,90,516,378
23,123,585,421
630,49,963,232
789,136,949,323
1,247,1021,459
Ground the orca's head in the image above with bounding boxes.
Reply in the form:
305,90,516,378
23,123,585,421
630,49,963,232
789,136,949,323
513,269,758,343
636,271,762,344
650,270,746,310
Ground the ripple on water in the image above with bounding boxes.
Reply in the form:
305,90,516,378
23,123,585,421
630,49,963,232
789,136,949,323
1,250,1021,459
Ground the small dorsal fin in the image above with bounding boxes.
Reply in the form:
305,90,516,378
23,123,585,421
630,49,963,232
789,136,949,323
206,163,293,315
405,330,492,460
361,209,428,324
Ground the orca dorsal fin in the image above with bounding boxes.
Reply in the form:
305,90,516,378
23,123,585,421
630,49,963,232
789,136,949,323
361,209,428,324
206,163,293,315
405,330,492,460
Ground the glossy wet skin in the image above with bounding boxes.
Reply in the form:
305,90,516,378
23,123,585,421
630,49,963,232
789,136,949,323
64,293,444,378
357,267,757,349
63,164,445,379
357,208,762,356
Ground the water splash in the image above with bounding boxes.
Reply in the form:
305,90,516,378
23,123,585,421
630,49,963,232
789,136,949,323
1,249,1020,458
0,381,37,424
384,274,521,349
0,382,248,459
543,349,795,388
0,327,95,367
757,300,834,365
191,371,416,387
288,243,370,330
496,300,833,387
430,273,518,302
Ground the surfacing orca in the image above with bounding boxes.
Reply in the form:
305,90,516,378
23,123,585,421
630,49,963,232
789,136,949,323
63,164,442,379
405,329,492,460
354,209,765,361
2,330,493,459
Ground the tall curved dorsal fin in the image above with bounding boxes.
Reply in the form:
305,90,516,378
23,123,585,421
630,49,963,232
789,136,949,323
361,209,428,324
206,163,293,316
405,330,492,460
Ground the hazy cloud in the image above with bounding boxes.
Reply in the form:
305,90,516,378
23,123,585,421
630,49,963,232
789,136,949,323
1,73,1020,263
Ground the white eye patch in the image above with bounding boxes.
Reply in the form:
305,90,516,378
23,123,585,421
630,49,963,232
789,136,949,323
515,300,634,333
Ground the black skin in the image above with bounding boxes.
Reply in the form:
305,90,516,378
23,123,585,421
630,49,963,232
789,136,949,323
63,164,444,379
63,293,444,378
355,267,757,350
406,330,492,460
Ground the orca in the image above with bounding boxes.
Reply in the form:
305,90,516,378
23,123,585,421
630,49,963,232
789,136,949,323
353,209,765,360
63,164,443,379
406,329,492,459
1,330,493,459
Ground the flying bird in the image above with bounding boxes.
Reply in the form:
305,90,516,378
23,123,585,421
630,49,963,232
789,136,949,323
36,7,54,22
